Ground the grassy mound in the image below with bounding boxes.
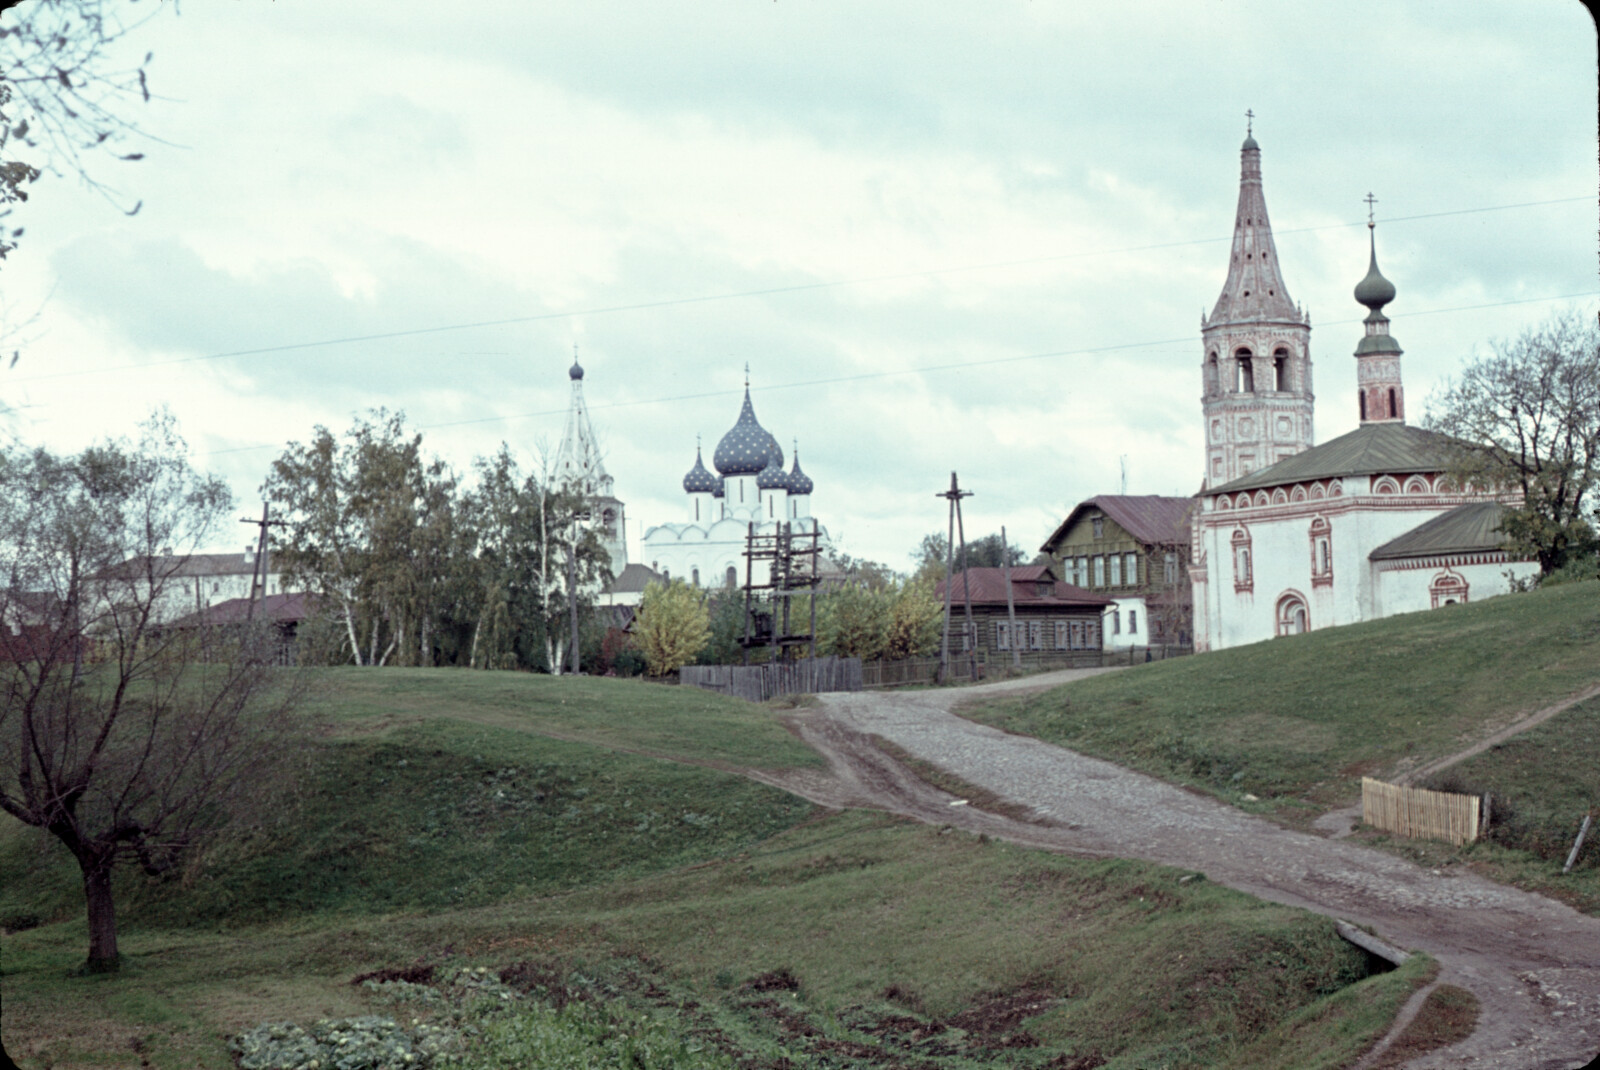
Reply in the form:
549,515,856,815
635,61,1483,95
960,583,1600,812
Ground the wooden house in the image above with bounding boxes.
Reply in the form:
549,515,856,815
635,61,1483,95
935,565,1112,658
1039,495,1195,648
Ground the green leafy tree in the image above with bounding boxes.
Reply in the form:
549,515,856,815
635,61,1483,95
695,590,748,665
0,414,303,971
884,579,943,659
635,579,710,676
817,583,892,661
1426,309,1600,576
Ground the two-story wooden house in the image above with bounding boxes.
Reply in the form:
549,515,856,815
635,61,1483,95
1039,495,1195,648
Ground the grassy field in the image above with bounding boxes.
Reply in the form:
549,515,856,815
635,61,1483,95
2,670,1425,1069
958,582,1600,909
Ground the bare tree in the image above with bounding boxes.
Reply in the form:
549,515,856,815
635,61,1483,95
0,414,304,971
1426,309,1600,575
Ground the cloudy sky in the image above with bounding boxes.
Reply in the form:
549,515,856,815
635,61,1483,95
3,0,1595,571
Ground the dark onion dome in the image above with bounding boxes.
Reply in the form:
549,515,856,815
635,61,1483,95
787,451,814,495
712,481,725,498
713,385,782,475
569,358,584,380
1354,229,1397,311
1242,133,1259,151
756,454,789,490
682,447,720,493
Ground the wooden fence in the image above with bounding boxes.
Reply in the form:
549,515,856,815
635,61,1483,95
859,645,1193,688
1361,777,1481,846
681,656,863,703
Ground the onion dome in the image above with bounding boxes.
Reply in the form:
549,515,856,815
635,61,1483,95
756,454,788,490
682,447,719,493
712,482,725,498
713,385,781,475
569,358,584,380
788,450,813,495
1354,230,1397,312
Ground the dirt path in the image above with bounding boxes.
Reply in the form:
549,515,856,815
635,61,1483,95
745,671,1600,1070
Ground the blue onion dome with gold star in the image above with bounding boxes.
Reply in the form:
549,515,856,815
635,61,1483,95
787,450,813,495
713,384,782,476
756,454,788,490
682,446,719,493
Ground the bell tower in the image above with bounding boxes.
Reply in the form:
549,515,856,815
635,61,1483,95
1200,117,1315,489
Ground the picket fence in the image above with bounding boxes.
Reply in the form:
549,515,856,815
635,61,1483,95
1361,777,1482,846
681,656,863,703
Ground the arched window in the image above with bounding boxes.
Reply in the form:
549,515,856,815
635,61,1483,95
691,567,700,587
1205,352,1220,395
1276,591,1310,636
1359,392,1368,421
1388,387,1398,420
726,565,738,589
1429,569,1469,608
1231,527,1253,593
1235,349,1255,392
602,508,616,534
1309,517,1333,587
1273,348,1289,391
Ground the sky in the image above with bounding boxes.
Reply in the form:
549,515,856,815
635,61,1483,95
2,0,1596,573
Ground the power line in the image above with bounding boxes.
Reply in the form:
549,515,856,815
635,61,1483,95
204,287,1600,458
11,195,1591,387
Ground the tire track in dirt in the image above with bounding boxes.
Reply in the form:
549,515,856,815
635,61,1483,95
745,672,1600,1070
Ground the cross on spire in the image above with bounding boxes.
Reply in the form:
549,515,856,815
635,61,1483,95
744,362,750,388
1364,192,1378,228
1245,108,1254,136
572,342,579,364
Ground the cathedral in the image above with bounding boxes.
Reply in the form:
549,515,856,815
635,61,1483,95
639,374,825,589
1188,131,1537,651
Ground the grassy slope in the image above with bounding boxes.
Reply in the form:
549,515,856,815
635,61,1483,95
2,670,1423,1069
959,582,1600,909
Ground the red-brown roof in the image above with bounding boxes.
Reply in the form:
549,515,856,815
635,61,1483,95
935,566,1112,608
168,591,318,628
1040,495,1195,553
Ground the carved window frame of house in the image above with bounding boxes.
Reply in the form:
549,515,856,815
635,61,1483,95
1309,516,1333,588
995,621,1011,650
1055,621,1069,650
1231,526,1253,593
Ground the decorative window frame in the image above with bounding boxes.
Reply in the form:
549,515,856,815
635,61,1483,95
1373,476,1401,495
1275,590,1310,636
1231,526,1253,593
1054,621,1069,650
995,621,1011,650
1309,516,1333,588
1403,476,1430,495
1429,569,1470,608
1028,621,1043,650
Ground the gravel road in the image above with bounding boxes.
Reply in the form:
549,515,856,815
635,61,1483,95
747,669,1600,1070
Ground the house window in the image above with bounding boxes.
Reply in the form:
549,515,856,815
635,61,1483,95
1124,552,1137,585
1068,620,1084,650
1035,581,1051,598
1164,551,1179,585
1231,527,1253,593
1276,592,1309,636
1055,621,1069,649
1086,620,1101,649
1110,554,1122,586
1111,610,1120,635
1092,516,1104,539
996,622,1011,650
1075,557,1088,586
1093,557,1105,587
1028,621,1043,650
1129,610,1138,634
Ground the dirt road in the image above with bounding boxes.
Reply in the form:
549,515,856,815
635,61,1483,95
746,670,1600,1070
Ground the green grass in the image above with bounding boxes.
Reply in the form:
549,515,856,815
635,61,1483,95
297,667,824,771
2,667,1427,1069
960,583,1600,814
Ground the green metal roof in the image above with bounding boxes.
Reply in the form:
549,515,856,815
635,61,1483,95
1369,502,1511,561
1208,422,1459,495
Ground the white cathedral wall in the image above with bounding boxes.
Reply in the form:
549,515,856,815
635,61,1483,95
1373,559,1536,617
641,515,826,592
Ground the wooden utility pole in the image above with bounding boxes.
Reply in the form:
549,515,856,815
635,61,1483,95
953,489,977,682
240,503,286,622
1001,524,1020,670
935,472,973,684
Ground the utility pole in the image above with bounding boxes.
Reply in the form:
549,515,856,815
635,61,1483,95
1001,524,1020,670
935,472,973,684
240,503,286,622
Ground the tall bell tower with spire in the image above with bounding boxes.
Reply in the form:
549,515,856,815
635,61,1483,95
553,348,629,577
1200,116,1315,489
1352,194,1405,424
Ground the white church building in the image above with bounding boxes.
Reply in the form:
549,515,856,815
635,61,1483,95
1189,132,1536,651
640,377,824,589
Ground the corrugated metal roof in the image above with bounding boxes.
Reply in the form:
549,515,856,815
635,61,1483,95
1369,502,1512,561
1040,495,1195,553
936,566,1113,608
1207,423,1457,496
